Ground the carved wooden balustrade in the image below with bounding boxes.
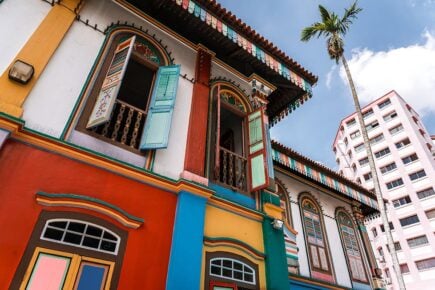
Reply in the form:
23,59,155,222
89,100,146,150
218,147,247,192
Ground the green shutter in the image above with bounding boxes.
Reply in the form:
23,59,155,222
140,65,180,149
87,36,136,128
248,108,269,191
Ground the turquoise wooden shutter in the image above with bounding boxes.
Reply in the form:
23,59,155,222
140,65,180,149
87,36,136,128
247,108,270,191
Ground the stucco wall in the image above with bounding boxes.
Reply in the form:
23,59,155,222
0,0,51,75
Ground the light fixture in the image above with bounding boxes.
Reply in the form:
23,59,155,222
271,219,284,230
8,60,34,84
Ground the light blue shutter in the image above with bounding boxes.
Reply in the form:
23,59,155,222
139,65,180,150
248,108,270,191
87,36,136,128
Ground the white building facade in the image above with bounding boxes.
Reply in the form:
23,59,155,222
333,90,435,290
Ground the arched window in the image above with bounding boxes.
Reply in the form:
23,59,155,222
277,182,292,226
11,211,127,290
205,251,259,290
208,82,273,195
41,219,121,255
336,210,368,283
76,28,179,152
300,195,334,282
210,258,256,285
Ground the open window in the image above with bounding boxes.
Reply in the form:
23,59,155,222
76,30,179,152
208,83,272,194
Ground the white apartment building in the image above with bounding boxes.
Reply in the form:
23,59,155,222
333,90,435,290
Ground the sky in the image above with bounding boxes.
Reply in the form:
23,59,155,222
218,0,435,170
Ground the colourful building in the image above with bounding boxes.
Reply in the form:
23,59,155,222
0,1,381,289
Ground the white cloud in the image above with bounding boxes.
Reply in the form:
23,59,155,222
325,64,337,89
339,31,435,116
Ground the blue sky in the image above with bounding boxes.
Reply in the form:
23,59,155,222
218,0,435,169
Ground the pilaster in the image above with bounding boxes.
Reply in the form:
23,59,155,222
183,47,212,182
0,1,82,117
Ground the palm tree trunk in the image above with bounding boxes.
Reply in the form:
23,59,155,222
341,56,406,290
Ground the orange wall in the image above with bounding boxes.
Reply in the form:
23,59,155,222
0,140,177,289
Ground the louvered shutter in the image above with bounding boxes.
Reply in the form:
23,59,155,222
247,108,269,191
87,36,136,128
139,65,180,149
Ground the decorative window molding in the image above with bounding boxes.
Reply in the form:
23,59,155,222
336,209,368,283
299,194,334,283
10,211,127,290
41,219,121,255
210,258,256,285
36,192,144,229
204,252,259,290
74,27,179,153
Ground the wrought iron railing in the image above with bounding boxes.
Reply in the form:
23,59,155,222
218,147,247,192
89,100,146,150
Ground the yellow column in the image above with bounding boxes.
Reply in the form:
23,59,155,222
0,0,82,117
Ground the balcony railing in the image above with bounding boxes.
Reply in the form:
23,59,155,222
217,147,247,192
89,99,146,150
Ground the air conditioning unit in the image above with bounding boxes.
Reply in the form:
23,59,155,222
385,278,392,285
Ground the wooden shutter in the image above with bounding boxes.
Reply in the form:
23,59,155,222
247,108,269,191
87,36,136,128
140,65,180,149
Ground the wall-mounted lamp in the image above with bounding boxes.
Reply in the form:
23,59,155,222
8,60,34,84
271,219,284,230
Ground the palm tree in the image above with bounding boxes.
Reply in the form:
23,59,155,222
301,2,406,290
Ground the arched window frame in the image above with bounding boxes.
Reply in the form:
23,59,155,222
207,81,273,195
299,194,334,282
335,208,369,284
204,251,259,290
276,181,292,227
10,211,127,290
41,218,121,255
73,27,180,154
209,257,256,285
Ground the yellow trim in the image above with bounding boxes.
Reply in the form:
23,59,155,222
263,202,284,219
36,197,142,229
208,197,263,222
0,1,81,117
0,116,214,200
20,247,115,290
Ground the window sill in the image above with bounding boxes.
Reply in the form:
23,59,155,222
418,195,435,201
376,153,392,161
387,184,405,191
408,243,430,250
393,203,412,209
403,159,419,166
396,144,411,151
382,168,398,175
400,222,420,229
390,130,404,136
411,176,428,183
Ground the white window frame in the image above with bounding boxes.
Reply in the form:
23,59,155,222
209,258,256,285
41,219,121,255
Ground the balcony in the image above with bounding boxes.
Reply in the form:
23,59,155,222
216,147,248,193
88,100,145,151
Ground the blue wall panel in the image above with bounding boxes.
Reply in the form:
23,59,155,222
166,191,207,290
